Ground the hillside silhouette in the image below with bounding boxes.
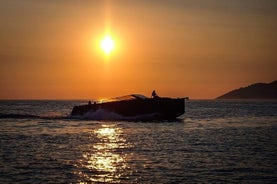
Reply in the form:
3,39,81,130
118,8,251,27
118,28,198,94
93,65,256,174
217,81,277,99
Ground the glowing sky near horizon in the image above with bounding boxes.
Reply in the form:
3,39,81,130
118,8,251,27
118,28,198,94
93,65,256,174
0,0,276,99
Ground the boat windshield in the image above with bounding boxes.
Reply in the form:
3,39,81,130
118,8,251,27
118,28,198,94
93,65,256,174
98,94,147,103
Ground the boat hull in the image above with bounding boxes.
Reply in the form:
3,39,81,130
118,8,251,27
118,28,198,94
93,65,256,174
71,98,185,120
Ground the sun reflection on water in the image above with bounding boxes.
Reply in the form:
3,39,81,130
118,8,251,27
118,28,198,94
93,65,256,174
77,124,129,183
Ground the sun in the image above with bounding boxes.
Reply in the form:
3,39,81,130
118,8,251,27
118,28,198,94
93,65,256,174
100,35,115,55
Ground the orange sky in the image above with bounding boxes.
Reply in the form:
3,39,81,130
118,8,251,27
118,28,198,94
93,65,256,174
0,0,276,99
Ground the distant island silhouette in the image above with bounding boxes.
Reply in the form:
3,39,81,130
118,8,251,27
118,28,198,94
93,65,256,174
217,81,277,99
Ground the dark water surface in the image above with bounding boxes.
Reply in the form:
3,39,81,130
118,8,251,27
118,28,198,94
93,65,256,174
0,100,276,183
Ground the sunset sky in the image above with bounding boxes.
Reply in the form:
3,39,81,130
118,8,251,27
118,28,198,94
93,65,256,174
0,0,276,99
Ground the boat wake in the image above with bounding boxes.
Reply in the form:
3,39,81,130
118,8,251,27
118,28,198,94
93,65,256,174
0,109,171,121
0,113,41,119
0,113,66,120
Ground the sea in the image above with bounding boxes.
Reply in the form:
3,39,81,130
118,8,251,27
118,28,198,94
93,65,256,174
0,100,276,183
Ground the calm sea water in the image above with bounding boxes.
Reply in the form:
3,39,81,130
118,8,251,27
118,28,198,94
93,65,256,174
0,100,276,183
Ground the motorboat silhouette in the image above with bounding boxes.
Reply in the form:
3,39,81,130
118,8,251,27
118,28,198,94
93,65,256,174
71,94,188,120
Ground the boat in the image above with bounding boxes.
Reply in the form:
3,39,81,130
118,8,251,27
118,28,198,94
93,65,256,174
71,94,188,120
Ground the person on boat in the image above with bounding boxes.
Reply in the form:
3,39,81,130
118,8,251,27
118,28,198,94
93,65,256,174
151,90,159,98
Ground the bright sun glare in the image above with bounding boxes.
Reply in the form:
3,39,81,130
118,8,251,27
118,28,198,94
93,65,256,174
100,36,115,55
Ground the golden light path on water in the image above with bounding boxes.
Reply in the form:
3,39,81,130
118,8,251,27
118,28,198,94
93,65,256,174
77,124,130,183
